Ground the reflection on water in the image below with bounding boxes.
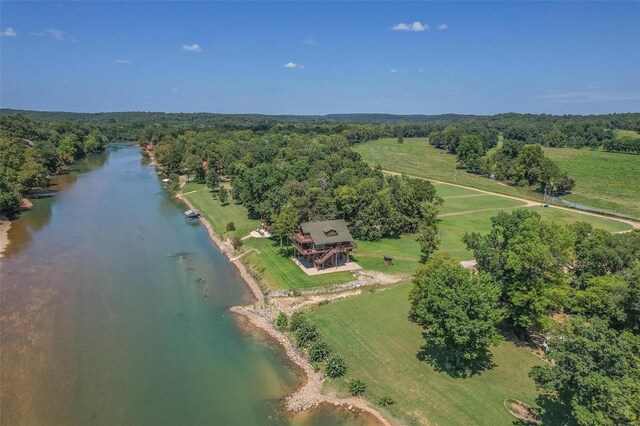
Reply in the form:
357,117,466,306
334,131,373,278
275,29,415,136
0,144,367,426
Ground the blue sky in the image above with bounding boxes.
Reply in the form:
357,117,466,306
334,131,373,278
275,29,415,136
1,1,639,115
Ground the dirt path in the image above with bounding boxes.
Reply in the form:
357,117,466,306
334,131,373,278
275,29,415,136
382,170,640,231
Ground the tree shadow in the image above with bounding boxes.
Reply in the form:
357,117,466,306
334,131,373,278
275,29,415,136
415,333,496,378
533,397,577,426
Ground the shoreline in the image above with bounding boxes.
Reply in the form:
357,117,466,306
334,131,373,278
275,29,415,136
0,216,10,260
175,191,392,425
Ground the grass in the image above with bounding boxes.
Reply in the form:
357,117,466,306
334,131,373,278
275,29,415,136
353,235,421,274
613,129,640,139
438,194,526,215
309,283,543,426
180,183,260,238
353,138,545,201
242,238,355,290
543,147,640,219
354,137,640,219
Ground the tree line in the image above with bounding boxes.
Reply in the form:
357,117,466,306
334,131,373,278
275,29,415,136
0,115,109,214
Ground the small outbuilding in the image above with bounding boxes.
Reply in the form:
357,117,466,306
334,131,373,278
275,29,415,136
184,209,201,219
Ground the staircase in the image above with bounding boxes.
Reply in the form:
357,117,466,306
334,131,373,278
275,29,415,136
314,247,338,269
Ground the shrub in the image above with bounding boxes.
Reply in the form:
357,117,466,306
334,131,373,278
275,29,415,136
230,236,243,250
226,221,236,232
377,395,395,407
289,312,307,332
348,379,367,396
276,312,288,330
295,322,319,348
325,353,347,378
308,340,331,363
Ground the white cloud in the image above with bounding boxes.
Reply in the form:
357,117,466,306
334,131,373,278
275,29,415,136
302,37,316,45
392,21,429,32
114,59,131,64
418,69,424,73
438,24,448,30
31,28,67,40
171,88,179,92
1,27,16,37
535,90,640,103
284,62,303,68
182,43,202,52
390,69,398,73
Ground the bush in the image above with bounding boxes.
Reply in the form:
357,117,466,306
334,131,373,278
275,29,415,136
348,379,367,396
377,395,395,407
226,221,236,232
276,312,288,330
325,353,347,378
295,322,319,348
231,236,242,250
289,312,307,332
308,340,331,363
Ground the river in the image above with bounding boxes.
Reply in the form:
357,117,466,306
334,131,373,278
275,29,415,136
0,144,367,425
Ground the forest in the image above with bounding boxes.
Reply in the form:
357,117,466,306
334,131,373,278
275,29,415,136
0,115,108,214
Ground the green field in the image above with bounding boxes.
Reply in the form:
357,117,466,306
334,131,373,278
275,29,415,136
543,147,640,219
181,183,260,237
243,238,355,290
309,283,543,426
354,137,640,219
614,129,640,139
353,138,545,201
438,194,526,216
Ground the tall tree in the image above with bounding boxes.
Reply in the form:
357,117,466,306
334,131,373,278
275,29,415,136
409,252,504,376
530,317,640,426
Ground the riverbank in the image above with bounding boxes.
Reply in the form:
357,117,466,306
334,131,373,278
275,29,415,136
0,216,10,259
174,192,392,425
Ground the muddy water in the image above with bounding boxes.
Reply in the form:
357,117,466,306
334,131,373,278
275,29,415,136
0,144,367,426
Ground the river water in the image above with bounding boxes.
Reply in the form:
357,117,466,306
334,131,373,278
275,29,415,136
0,144,366,425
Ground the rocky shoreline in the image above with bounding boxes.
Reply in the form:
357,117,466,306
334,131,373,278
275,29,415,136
175,192,392,425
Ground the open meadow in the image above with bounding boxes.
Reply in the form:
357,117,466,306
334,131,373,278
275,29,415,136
543,147,640,219
309,283,543,426
353,137,640,219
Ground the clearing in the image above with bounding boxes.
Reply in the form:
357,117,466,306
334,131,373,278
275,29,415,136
309,283,543,426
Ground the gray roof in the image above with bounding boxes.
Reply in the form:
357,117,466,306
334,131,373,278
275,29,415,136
300,219,353,245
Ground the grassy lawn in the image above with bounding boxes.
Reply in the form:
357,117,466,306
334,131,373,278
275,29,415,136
543,147,640,219
309,283,543,426
353,235,421,274
180,183,260,238
439,194,526,215
353,138,545,201
242,238,355,290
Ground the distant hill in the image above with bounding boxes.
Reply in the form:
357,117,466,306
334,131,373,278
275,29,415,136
0,109,481,125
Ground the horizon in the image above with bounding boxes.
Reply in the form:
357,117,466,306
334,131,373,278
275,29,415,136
1,1,639,115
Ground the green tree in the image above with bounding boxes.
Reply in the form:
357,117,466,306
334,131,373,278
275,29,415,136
218,187,229,205
415,199,441,262
464,210,574,333
348,379,367,396
530,317,640,426
409,252,504,376
308,340,331,363
294,322,319,348
325,353,347,378
271,203,300,251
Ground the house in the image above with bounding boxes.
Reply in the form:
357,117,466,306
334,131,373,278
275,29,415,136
293,219,356,270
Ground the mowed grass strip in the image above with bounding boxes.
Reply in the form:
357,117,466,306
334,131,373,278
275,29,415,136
242,238,354,290
439,194,526,215
543,147,640,219
309,283,543,426
181,183,260,238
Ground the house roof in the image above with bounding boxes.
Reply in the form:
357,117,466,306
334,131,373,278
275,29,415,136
300,219,353,245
